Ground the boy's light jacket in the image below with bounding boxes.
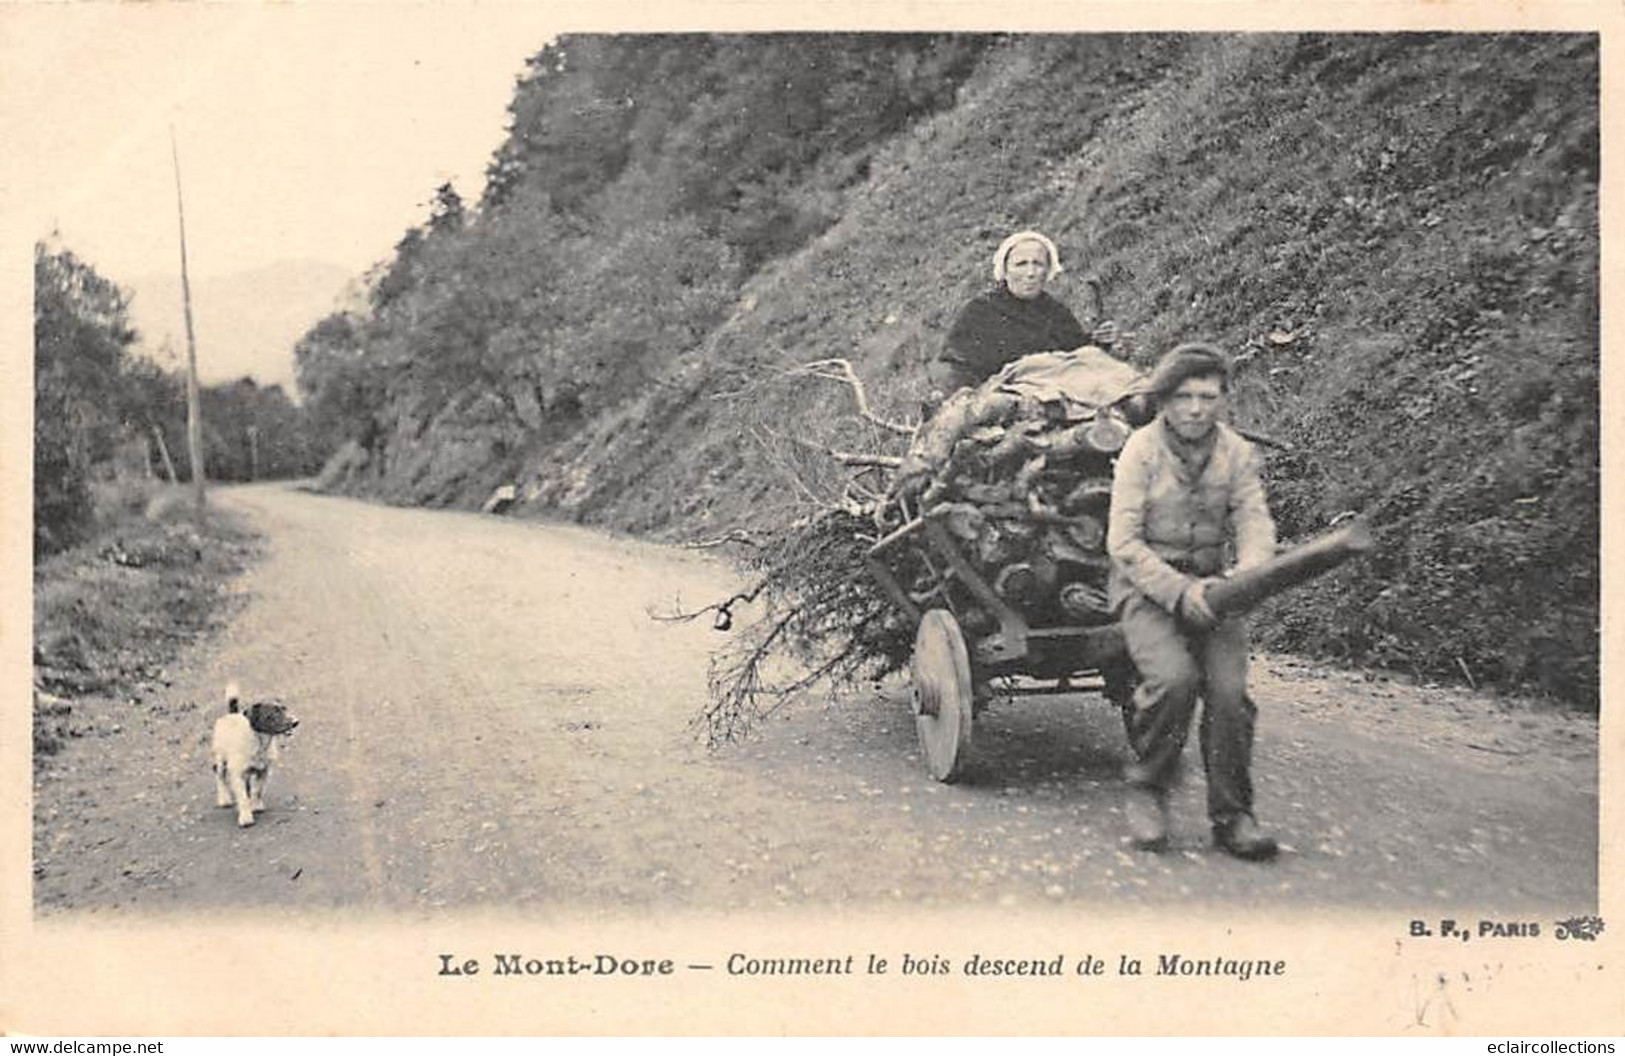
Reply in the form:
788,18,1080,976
1107,418,1278,614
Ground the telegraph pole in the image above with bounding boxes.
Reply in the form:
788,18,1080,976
171,126,207,516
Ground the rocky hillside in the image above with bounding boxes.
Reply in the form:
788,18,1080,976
297,33,1599,706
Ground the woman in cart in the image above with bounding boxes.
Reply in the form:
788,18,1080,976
927,229,1118,404
923,228,1136,724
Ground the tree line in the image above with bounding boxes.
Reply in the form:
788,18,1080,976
293,33,992,472
34,241,322,557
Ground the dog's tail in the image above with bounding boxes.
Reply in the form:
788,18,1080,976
225,680,242,713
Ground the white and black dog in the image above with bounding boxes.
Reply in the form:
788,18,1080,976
211,682,298,827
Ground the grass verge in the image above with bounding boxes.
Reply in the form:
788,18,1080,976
32,482,263,764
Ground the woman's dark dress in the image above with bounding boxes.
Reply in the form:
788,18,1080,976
937,285,1089,392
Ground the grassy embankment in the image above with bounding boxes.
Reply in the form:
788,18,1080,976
313,34,1596,707
531,34,1597,705
33,481,261,763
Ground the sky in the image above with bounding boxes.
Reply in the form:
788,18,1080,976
4,0,953,290
2,4,566,386
3,1,1610,387
8,5,561,281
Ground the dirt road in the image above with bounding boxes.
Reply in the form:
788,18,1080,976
33,484,1599,915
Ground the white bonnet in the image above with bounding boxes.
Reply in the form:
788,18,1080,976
992,230,1064,283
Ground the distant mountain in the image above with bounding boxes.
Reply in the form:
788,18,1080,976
123,259,356,394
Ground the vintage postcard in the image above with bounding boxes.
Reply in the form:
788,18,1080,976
1,0,1618,1037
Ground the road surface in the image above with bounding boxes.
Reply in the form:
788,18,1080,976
33,484,1599,915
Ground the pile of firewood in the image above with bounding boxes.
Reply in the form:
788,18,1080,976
684,347,1145,744
687,347,1365,747
880,346,1147,638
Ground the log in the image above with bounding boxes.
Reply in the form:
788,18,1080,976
1204,519,1374,617
1044,533,1105,571
932,502,985,541
982,421,1045,466
1054,517,1105,554
1044,414,1130,458
151,424,180,485
957,482,1013,504
1061,477,1113,515
1058,580,1111,621
994,563,1041,608
832,451,903,469
899,388,1020,479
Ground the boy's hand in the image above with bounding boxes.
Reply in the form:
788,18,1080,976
1177,578,1220,632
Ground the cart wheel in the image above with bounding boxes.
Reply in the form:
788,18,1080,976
911,609,974,783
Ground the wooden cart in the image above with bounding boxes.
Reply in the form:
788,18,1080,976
866,512,1130,782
